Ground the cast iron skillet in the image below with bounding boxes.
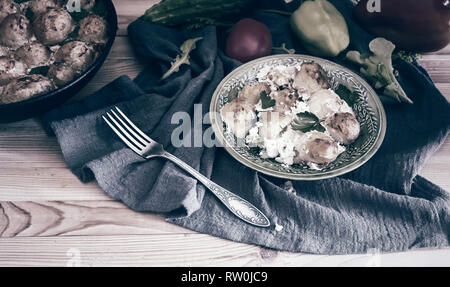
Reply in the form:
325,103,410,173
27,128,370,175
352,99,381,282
0,0,118,123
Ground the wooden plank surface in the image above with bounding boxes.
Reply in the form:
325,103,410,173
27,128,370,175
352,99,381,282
0,0,449,266
1,234,449,267
0,200,192,238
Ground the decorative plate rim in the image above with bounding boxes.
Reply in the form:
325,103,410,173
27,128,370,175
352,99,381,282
210,54,387,181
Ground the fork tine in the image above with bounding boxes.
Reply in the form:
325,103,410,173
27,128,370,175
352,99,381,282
115,107,152,143
110,109,149,146
105,112,146,150
102,115,143,155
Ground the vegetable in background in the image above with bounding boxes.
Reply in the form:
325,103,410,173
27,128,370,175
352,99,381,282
353,0,450,53
143,0,256,30
225,18,272,63
346,38,413,104
290,0,350,57
161,37,203,80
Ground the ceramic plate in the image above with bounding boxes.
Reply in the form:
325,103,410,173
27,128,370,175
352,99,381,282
210,55,386,180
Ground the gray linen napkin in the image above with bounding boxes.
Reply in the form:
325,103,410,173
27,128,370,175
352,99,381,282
43,0,450,254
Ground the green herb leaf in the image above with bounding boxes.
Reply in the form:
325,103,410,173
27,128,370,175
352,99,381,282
69,9,89,21
294,112,320,125
14,0,31,3
304,122,326,133
335,84,358,107
292,112,325,133
161,37,203,80
25,7,35,21
29,66,50,76
260,90,275,109
345,38,413,104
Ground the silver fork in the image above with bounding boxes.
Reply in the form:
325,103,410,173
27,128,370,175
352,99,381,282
102,107,270,228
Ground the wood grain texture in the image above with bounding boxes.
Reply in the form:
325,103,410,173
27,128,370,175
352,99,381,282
0,234,449,267
114,0,157,35
0,201,191,238
0,0,448,267
419,55,450,83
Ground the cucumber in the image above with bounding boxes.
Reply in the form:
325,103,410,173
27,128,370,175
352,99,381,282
143,0,256,28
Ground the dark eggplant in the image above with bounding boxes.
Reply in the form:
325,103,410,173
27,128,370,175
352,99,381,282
353,0,450,53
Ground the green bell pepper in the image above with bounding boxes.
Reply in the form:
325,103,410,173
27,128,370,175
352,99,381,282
290,0,350,57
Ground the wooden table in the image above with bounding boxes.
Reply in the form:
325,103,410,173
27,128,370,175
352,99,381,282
0,0,449,267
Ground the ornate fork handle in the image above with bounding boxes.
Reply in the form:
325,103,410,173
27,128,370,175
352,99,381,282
159,152,271,228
